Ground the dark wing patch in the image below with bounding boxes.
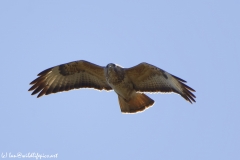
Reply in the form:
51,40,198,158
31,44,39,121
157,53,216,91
125,62,196,103
29,60,112,98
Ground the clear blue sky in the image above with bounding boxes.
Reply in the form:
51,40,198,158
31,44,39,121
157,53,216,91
0,1,239,160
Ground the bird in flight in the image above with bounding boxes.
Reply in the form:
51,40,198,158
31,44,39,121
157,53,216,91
29,60,196,114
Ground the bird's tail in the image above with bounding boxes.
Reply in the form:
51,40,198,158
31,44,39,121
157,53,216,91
118,92,154,114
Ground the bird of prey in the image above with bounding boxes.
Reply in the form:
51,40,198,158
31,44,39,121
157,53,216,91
29,60,196,114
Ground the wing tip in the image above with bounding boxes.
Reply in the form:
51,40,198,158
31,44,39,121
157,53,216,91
172,75,187,83
37,67,53,76
183,89,196,104
37,94,43,98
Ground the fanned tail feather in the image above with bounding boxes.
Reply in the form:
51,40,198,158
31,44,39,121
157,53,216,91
118,93,154,114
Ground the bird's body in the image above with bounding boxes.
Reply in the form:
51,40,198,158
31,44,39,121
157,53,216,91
29,60,196,114
104,63,154,113
105,63,132,99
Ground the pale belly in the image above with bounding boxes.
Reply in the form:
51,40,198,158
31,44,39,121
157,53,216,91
108,81,134,101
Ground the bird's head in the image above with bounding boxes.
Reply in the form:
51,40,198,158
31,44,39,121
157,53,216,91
105,63,124,84
105,63,124,75
105,63,117,76
106,63,116,72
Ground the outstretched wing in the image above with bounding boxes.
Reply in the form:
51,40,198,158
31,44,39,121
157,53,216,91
29,60,112,98
125,62,196,103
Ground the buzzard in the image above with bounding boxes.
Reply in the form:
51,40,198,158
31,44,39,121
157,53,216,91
29,60,196,113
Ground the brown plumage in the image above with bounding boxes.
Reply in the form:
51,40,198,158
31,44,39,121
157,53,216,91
29,60,196,114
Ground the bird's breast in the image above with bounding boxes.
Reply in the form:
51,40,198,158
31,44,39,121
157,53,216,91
104,67,134,99
107,77,134,100
105,68,125,85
